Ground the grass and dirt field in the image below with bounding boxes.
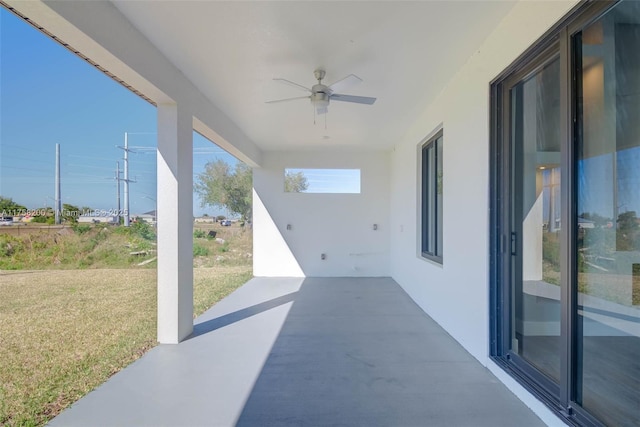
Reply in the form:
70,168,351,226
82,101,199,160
0,222,252,426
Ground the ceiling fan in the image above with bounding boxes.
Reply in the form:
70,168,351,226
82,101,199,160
267,69,376,115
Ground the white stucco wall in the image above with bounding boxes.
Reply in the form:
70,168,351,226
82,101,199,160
389,2,578,425
254,150,390,277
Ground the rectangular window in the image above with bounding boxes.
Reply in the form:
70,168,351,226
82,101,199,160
421,130,443,262
284,168,360,194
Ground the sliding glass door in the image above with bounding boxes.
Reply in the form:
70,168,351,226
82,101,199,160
574,4,640,426
508,56,562,390
492,2,640,426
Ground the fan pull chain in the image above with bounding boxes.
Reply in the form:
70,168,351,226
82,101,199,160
311,106,327,129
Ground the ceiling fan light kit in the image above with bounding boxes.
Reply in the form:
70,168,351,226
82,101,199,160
310,92,330,114
267,68,377,118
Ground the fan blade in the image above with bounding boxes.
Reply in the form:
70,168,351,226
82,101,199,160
328,74,362,93
266,96,310,104
273,78,312,93
331,93,376,105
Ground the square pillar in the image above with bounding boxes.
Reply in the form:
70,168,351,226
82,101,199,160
157,103,193,343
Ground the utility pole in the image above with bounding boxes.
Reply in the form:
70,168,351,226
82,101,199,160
124,132,129,226
116,161,121,224
54,143,61,225
117,133,136,226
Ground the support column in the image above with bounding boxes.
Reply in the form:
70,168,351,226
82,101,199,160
157,103,193,344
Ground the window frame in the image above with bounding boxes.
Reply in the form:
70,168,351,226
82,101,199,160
420,129,443,264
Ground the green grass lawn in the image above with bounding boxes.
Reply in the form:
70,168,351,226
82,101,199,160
0,266,252,426
0,222,253,426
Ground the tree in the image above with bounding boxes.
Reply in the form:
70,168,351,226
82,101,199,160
581,211,610,227
62,204,81,223
617,210,638,232
284,171,309,193
617,211,640,251
194,160,253,221
0,196,26,213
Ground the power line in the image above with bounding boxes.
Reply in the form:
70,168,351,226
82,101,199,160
0,165,52,173
1,154,51,164
67,154,116,162
65,164,117,172
128,146,156,151
67,172,113,178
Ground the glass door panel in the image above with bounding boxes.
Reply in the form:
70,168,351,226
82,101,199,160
575,3,640,425
510,57,562,384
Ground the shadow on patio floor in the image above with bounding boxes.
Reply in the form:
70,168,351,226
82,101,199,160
49,277,545,427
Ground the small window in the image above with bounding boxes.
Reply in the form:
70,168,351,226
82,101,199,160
421,131,443,262
284,169,360,194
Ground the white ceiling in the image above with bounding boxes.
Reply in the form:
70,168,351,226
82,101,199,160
112,1,515,152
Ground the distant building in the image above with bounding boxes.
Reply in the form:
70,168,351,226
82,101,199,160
78,215,118,224
194,216,215,223
578,217,595,229
134,210,156,225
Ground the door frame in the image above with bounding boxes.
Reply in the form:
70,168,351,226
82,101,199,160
497,40,564,406
489,2,617,426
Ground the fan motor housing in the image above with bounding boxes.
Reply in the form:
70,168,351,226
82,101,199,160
312,84,330,95
311,91,330,105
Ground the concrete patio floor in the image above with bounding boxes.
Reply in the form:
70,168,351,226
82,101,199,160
49,277,546,427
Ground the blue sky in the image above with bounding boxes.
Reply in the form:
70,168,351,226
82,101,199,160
0,8,237,217
285,168,360,193
578,146,640,220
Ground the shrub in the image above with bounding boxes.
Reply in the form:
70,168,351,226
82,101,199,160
193,229,206,239
30,215,54,224
72,224,92,235
542,231,560,271
193,243,209,257
131,221,156,241
0,235,20,257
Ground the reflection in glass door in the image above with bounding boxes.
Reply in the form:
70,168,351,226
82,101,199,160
575,3,640,425
493,2,640,425
509,57,562,385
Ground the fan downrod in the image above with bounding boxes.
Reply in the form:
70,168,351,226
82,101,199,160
314,69,326,83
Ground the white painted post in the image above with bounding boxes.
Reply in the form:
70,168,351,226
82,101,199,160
157,103,193,344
